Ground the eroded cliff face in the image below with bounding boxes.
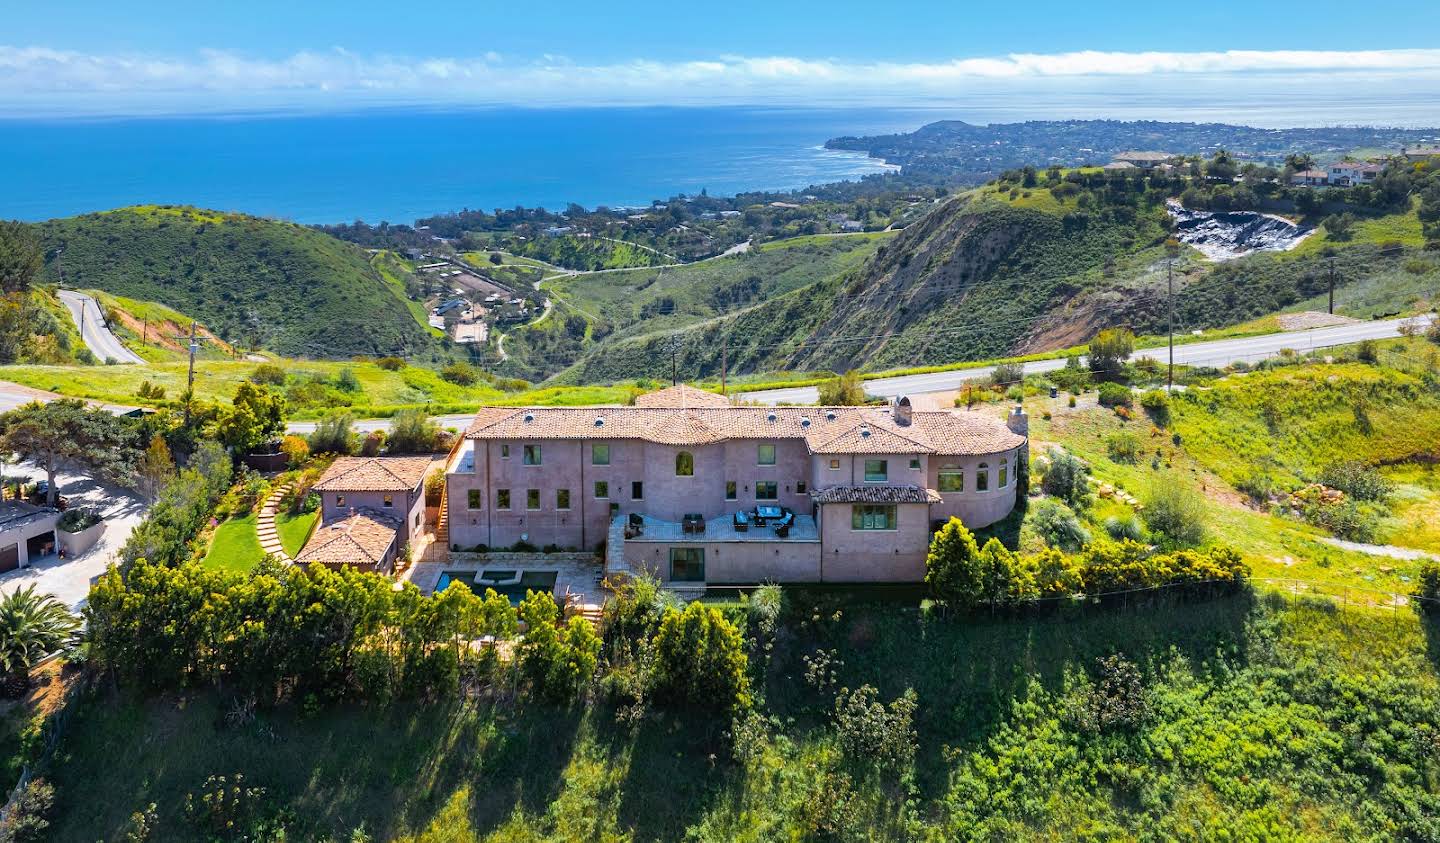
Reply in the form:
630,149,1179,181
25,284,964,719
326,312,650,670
1166,201,1314,261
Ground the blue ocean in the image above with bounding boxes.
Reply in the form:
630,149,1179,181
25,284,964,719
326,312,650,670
0,107,925,225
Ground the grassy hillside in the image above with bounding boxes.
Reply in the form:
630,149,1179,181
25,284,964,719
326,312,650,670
34,206,442,359
40,591,1440,840
0,286,91,365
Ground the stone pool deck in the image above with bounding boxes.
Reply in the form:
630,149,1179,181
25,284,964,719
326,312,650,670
403,551,606,615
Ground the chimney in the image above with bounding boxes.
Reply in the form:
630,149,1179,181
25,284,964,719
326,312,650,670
893,395,913,427
1006,403,1028,438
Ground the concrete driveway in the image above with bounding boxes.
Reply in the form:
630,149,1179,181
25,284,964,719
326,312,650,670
0,462,148,612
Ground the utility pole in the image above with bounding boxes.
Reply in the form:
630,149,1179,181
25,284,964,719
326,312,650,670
721,333,728,398
1327,258,1336,315
183,321,199,425
1167,259,1175,392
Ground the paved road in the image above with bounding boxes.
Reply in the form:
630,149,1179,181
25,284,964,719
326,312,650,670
738,314,1435,405
56,290,146,365
0,381,142,416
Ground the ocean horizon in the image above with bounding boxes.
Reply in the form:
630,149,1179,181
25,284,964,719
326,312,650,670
4,89,1439,226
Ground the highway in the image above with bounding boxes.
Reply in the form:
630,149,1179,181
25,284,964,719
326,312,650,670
738,314,1435,405
56,290,147,365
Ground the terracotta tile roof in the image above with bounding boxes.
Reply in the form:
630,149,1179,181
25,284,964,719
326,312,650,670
812,485,942,504
633,384,731,408
313,456,436,493
1114,150,1172,161
464,404,1025,457
297,509,400,569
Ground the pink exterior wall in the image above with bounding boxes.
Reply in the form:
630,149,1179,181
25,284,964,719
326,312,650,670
319,487,424,546
811,452,928,492
926,445,1023,530
447,436,812,551
627,539,823,584
818,502,932,581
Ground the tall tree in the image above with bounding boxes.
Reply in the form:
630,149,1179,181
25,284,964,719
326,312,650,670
0,585,78,694
0,222,42,295
135,434,176,501
0,400,136,506
215,382,285,454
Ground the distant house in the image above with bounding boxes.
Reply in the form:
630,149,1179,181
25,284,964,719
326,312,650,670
543,226,573,237
826,212,850,224
841,220,865,232
719,210,742,218
1289,169,1330,187
1402,147,1440,162
769,202,801,209
1102,161,1138,172
433,299,467,317
1328,161,1384,187
1111,151,1173,168
0,502,60,573
298,456,438,573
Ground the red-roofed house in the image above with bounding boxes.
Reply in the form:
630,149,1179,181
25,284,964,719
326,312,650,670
445,387,1029,586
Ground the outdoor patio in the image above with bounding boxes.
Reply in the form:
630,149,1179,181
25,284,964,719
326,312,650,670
622,512,819,544
404,552,606,612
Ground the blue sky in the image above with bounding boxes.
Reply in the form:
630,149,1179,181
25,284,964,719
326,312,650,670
3,0,1439,115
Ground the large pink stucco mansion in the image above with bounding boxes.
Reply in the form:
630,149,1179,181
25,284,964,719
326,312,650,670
445,385,1029,586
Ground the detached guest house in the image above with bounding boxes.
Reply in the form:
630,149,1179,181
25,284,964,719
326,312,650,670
444,386,1029,586
297,456,437,573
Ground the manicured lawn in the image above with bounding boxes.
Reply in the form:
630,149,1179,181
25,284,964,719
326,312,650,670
202,513,263,574
276,510,319,557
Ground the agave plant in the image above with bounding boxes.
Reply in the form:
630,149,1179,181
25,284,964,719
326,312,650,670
0,586,78,695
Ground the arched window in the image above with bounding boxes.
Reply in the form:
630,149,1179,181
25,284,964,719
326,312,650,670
976,461,990,492
675,451,694,477
999,457,1009,488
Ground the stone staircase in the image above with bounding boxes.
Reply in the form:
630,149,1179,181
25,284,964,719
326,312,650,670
256,482,293,564
435,482,449,550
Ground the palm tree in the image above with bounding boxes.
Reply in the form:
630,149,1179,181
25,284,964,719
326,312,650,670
0,586,78,695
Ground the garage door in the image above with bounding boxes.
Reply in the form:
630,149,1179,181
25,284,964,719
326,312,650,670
0,544,17,574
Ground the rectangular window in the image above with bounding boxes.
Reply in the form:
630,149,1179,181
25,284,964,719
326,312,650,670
999,466,1008,488
755,480,778,500
501,444,510,459
669,547,705,582
526,489,540,510
757,444,776,465
796,481,808,494
631,481,644,500
594,480,609,499
851,504,897,531
556,489,571,510
523,445,542,466
909,457,921,470
976,469,989,492
335,494,345,508
725,480,737,500
592,443,610,465
828,459,840,470
496,489,511,510
383,494,394,508
467,489,481,509
938,470,964,493
864,459,888,482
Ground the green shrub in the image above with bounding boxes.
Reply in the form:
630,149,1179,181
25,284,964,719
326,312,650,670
1103,515,1144,541
249,363,287,386
307,412,356,456
384,409,441,454
925,518,984,607
1029,498,1091,551
440,361,479,386
833,685,918,775
1106,431,1141,463
1317,461,1392,502
1139,389,1170,424
651,602,751,712
1097,382,1133,408
1040,449,1091,510
517,591,599,702
1142,476,1207,548
376,356,406,371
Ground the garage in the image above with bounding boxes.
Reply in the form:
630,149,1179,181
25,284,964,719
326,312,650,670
26,531,56,561
0,544,16,574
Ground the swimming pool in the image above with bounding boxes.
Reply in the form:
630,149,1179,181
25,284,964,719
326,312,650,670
435,569,559,604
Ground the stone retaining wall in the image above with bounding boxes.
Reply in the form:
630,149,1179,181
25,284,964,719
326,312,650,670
449,551,600,565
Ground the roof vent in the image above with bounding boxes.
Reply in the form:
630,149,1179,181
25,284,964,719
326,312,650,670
594,416,605,427
800,417,811,428
860,428,871,438
523,413,534,423
767,412,777,422
825,411,837,421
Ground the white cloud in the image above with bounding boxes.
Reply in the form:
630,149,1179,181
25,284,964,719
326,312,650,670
2,45,1439,114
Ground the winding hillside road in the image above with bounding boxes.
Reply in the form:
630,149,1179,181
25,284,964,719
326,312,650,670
57,290,146,365
277,314,1434,434
739,314,1436,405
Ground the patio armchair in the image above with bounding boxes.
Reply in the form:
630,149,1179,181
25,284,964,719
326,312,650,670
775,521,791,538
732,511,750,532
